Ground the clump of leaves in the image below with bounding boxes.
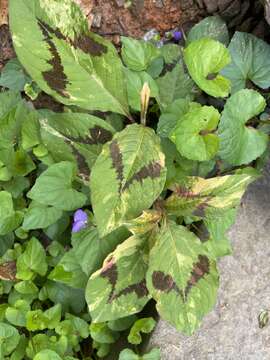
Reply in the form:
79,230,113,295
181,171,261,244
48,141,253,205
0,1,269,358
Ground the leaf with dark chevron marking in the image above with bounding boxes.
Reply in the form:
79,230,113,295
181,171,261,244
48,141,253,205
38,111,115,181
9,0,130,115
91,124,166,237
146,221,219,335
86,235,150,322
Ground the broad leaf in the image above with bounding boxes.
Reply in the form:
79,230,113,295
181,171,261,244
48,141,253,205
157,99,200,138
165,174,255,219
0,191,23,235
86,235,150,322
33,350,62,360
184,38,231,97
89,322,119,344
39,111,115,181
156,63,195,109
9,0,129,115
119,348,160,360
91,124,166,237
121,37,160,71
218,89,268,165
5,300,30,327
124,69,159,111
27,161,87,211
16,237,48,280
187,16,229,45
221,32,270,93
128,317,156,345
22,203,63,230
0,322,20,356
0,58,31,91
146,222,219,334
170,105,220,161
25,334,67,359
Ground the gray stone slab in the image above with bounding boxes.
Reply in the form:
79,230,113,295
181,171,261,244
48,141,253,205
149,164,270,360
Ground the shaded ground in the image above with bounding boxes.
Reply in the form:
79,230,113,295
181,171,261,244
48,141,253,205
149,163,270,359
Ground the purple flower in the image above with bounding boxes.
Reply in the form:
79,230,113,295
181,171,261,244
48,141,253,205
173,31,182,41
72,209,88,233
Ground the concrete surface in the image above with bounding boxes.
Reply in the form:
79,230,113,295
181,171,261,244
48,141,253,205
149,164,270,360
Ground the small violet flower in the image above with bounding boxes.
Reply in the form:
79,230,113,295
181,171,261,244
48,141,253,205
173,30,182,42
72,209,88,233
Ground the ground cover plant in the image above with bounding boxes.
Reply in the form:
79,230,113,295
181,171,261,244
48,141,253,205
0,0,270,358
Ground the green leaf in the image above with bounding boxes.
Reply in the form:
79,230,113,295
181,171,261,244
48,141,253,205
26,334,67,359
0,191,23,235
10,334,27,360
33,350,62,360
5,300,30,327
89,322,119,344
14,280,38,295
156,63,195,109
0,233,14,256
184,38,231,98
221,32,270,93
157,99,200,138
128,317,156,345
124,69,159,111
121,37,160,71
55,314,89,347
48,250,88,289
0,58,31,91
146,222,218,335
170,104,220,161
108,315,137,331
218,89,268,165
71,227,129,277
39,111,115,180
26,304,61,331
119,348,161,360
123,210,161,236
91,124,166,237
9,0,129,116
16,237,48,280
0,322,20,356
160,44,181,64
86,235,150,322
165,174,256,219
22,203,63,230
187,16,229,45
27,161,87,211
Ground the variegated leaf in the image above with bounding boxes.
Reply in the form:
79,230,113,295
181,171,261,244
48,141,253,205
91,124,166,237
146,221,219,335
38,111,115,181
9,0,129,116
86,235,150,322
165,174,256,219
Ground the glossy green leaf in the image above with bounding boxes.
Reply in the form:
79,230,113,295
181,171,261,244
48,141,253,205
91,124,166,237
170,104,220,161
221,32,270,93
9,0,129,116
128,317,156,345
27,161,87,211
121,37,160,71
89,322,119,344
218,89,268,165
16,237,48,280
26,304,61,331
86,235,150,322
184,38,231,97
187,16,229,45
5,300,30,327
25,334,67,359
146,222,219,334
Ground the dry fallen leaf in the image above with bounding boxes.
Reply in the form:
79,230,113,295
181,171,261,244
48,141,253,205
0,0,8,26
